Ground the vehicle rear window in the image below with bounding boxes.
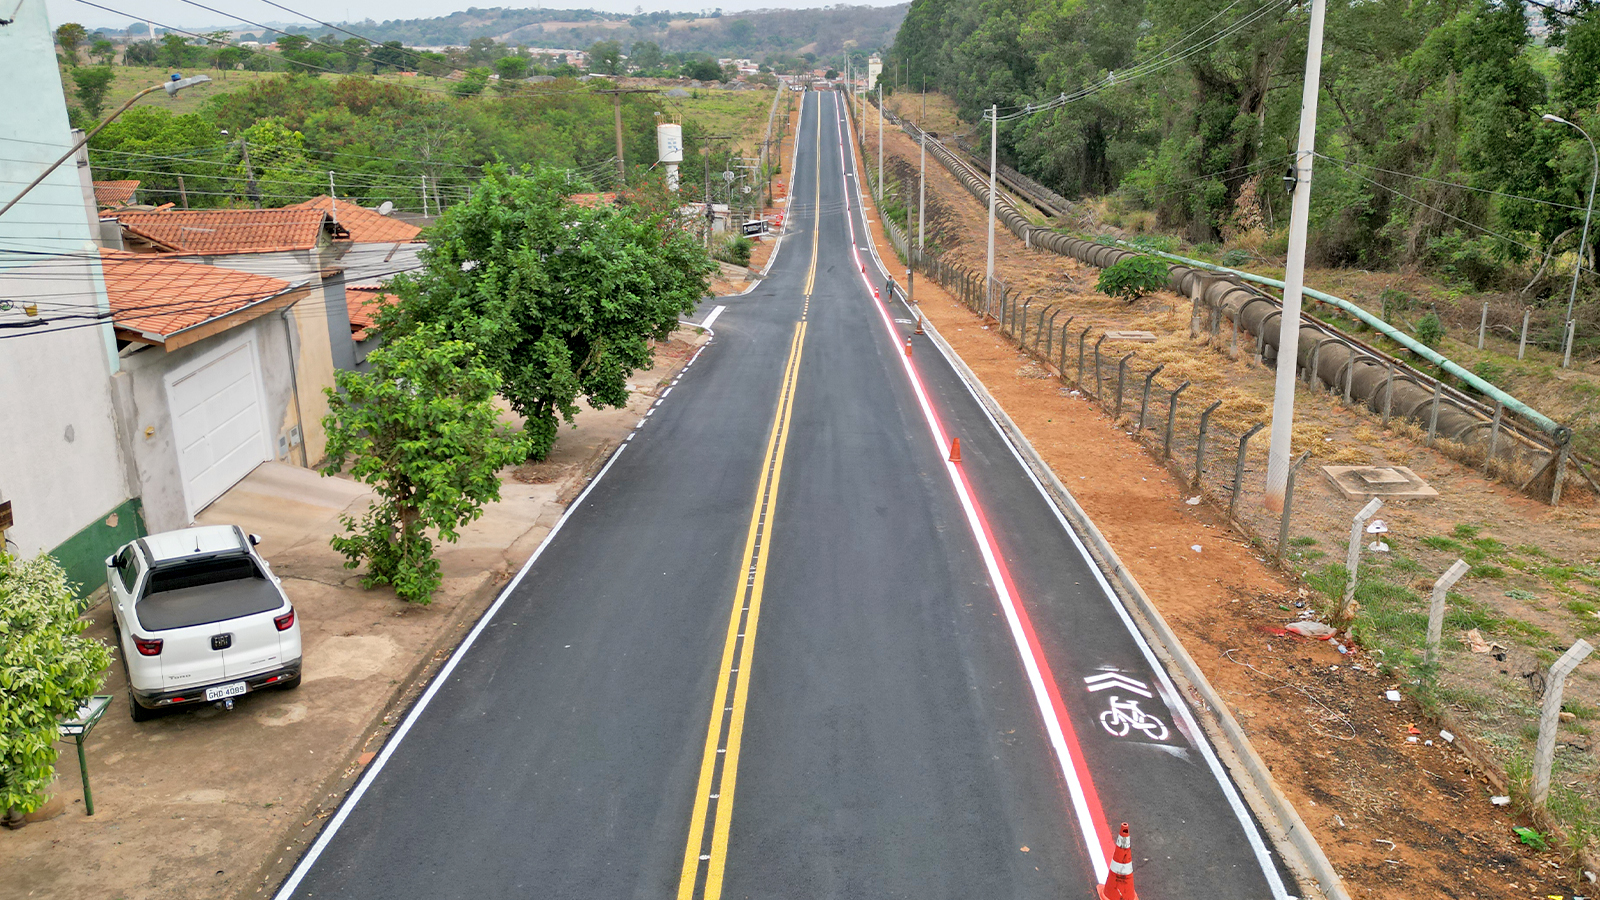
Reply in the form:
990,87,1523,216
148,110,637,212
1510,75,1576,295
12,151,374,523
136,555,283,631
146,555,260,594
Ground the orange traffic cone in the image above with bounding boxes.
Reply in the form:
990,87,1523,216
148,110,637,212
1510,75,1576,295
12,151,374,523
874,289,880,299
904,335,913,357
1098,823,1138,900
914,316,924,335
948,438,961,463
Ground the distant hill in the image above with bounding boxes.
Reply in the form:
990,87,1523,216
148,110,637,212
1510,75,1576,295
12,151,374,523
313,5,907,58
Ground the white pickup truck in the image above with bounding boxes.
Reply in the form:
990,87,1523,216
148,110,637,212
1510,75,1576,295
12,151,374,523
106,525,302,721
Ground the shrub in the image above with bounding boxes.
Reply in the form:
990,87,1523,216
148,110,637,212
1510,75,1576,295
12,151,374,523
0,553,112,816
1097,255,1170,302
716,235,752,267
1416,312,1446,349
1220,248,1253,269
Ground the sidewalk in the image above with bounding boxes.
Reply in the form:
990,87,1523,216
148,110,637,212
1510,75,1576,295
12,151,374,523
0,328,707,900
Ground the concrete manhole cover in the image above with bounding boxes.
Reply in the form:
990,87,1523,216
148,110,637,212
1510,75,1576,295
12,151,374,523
1321,465,1439,500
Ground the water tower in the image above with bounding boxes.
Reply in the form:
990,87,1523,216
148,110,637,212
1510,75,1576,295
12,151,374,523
657,122,684,192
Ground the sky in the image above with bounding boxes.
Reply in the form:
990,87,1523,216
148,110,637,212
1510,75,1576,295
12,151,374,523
46,0,905,32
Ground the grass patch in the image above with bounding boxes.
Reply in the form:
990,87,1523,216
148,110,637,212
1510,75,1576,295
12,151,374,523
1422,535,1465,553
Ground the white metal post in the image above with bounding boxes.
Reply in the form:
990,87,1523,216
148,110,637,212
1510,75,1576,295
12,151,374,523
1542,114,1597,369
1265,0,1328,511
985,105,997,317
877,84,883,203
1426,559,1471,666
1339,498,1383,623
1533,639,1594,805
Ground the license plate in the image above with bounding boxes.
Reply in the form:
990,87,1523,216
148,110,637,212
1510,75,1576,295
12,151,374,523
205,682,247,701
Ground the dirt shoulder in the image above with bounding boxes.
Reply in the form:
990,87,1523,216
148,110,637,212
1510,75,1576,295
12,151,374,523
0,330,707,900
847,111,1580,897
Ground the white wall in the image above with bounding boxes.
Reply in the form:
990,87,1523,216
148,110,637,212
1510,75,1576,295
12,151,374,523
0,0,135,557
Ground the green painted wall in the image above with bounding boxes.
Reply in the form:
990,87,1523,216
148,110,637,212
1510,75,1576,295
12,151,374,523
49,498,147,604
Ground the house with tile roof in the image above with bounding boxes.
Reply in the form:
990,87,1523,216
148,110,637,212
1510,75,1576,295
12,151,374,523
98,251,323,531
102,206,362,466
93,179,140,209
286,195,425,288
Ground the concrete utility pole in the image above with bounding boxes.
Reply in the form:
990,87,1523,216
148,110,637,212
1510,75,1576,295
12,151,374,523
985,105,997,316
918,128,926,254
597,88,661,186
1264,0,1328,511
239,139,261,209
877,83,883,203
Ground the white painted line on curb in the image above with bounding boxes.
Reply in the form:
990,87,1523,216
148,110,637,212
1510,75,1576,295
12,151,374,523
699,304,727,331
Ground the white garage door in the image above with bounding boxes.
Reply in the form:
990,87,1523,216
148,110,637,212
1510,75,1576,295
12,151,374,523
168,340,270,518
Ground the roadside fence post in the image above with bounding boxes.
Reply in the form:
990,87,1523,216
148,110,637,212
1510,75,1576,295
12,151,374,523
1519,307,1532,360
1343,353,1357,404
1210,304,1222,343
1338,497,1384,625
1427,380,1442,445
1093,334,1108,399
1115,352,1136,419
1058,318,1075,381
1045,309,1063,360
1077,326,1092,388
1276,451,1312,559
1382,360,1396,427
1553,442,1572,507
1532,639,1595,806
1485,401,1504,474
1478,301,1489,350
1425,559,1472,666
1020,298,1033,346
1138,364,1166,433
1164,381,1190,459
1190,296,1203,339
1196,400,1223,489
1231,422,1267,519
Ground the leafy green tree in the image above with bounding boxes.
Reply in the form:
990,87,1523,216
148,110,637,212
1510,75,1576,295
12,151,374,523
321,326,528,604
239,118,319,204
90,38,116,66
630,40,663,73
0,553,113,817
369,41,411,72
159,33,195,68
55,23,86,65
451,68,491,98
381,167,714,459
122,40,158,66
588,39,623,74
494,55,529,81
90,107,229,206
70,66,116,120
683,56,722,80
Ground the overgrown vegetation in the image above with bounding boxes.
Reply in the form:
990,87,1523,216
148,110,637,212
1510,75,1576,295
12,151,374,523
888,0,1600,343
1096,255,1170,302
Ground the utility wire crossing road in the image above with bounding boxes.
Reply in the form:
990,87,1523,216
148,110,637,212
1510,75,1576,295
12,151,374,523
273,91,1300,900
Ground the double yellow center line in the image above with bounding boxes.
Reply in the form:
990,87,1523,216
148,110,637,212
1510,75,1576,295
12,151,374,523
674,320,806,900
675,92,828,900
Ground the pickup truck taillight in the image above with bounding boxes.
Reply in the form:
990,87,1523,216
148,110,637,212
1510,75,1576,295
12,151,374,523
274,608,295,631
134,636,163,656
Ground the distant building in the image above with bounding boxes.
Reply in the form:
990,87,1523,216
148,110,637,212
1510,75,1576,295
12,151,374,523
867,56,882,91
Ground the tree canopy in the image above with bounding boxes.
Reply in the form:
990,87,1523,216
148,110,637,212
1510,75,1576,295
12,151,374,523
378,167,714,458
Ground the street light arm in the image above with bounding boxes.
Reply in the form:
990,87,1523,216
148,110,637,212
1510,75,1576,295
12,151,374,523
0,75,211,221
1541,112,1599,367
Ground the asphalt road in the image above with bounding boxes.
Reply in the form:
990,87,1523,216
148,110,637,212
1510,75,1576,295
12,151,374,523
276,91,1300,900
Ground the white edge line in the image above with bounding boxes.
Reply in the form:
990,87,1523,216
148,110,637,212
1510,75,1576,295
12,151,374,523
273,443,632,900
699,304,727,332
838,92,1289,898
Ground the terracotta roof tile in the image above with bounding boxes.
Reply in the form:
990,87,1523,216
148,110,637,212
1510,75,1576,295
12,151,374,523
345,286,397,341
115,208,347,255
288,196,423,244
100,250,298,343
93,180,140,206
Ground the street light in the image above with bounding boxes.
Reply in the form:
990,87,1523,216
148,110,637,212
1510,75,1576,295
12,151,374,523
0,72,212,220
1541,113,1597,368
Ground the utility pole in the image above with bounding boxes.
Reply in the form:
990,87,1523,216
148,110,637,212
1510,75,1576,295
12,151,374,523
1264,0,1328,511
985,105,997,316
239,138,261,209
918,129,926,254
597,88,661,186
877,83,883,203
